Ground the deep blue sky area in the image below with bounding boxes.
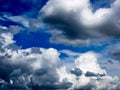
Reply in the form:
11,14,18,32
13,30,108,53
0,0,48,17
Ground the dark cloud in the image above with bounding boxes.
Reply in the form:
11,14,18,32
0,27,72,89
0,26,120,90
40,0,120,46
71,68,82,76
108,60,114,64
0,49,72,89
30,82,72,90
85,71,105,77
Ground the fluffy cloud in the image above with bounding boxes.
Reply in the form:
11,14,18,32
0,26,120,90
40,0,120,46
75,52,106,74
1,0,120,89
0,27,71,89
72,54,120,90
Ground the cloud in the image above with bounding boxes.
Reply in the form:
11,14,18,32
40,0,120,46
104,42,120,62
0,47,72,89
0,26,120,90
69,52,120,90
60,49,81,57
111,49,120,61
0,26,72,89
85,71,105,77
70,68,82,76
0,0,120,89
75,52,106,74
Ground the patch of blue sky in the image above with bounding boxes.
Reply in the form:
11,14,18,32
90,0,115,12
13,30,118,54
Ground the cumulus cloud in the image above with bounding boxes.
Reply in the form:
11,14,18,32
75,52,106,74
0,26,70,89
40,0,120,46
1,0,120,89
74,53,120,90
0,26,120,90
0,46,71,89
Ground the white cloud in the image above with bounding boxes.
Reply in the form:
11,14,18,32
0,32,15,48
75,52,106,74
40,0,120,46
7,16,29,28
0,26,120,90
60,49,80,57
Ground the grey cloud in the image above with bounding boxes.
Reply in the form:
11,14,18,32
73,76,120,90
85,71,105,77
108,60,114,64
111,50,120,61
40,0,120,46
0,26,120,90
0,49,72,90
106,43,120,62
0,30,72,89
71,68,82,76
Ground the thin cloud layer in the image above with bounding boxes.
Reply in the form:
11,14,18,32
0,26,120,90
40,0,120,46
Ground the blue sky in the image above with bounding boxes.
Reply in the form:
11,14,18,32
0,0,120,90
90,0,115,11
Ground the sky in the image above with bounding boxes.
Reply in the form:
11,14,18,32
0,0,120,90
